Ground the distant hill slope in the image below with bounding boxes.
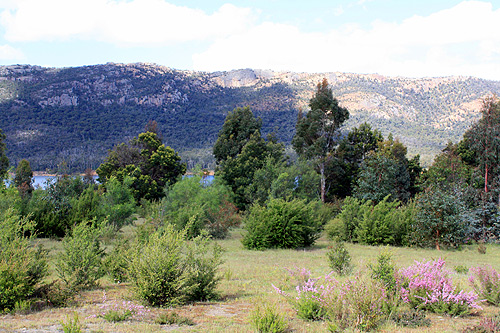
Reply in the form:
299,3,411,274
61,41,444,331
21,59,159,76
0,63,498,171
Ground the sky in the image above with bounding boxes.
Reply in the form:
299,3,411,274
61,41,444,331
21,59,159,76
0,0,499,80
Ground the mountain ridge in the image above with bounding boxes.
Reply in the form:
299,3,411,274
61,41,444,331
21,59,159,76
0,63,498,171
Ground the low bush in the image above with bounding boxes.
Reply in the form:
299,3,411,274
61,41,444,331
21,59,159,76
326,241,352,276
162,176,239,239
397,258,482,316
469,265,500,306
0,208,48,312
250,302,288,333
274,271,388,331
55,221,105,291
184,233,224,302
129,223,224,306
103,238,132,283
242,198,322,250
369,249,397,293
325,196,414,246
129,224,188,306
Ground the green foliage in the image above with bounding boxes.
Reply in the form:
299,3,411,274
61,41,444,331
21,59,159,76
162,175,239,238
0,208,47,312
55,221,105,291
129,224,224,307
409,187,469,250
325,196,369,242
129,225,188,306
13,159,33,199
326,241,352,276
97,130,186,202
354,150,411,204
28,175,85,237
101,309,132,322
102,176,136,230
250,303,288,333
326,196,415,246
61,312,83,333
242,198,322,250
70,186,105,225
213,106,263,164
292,78,349,202
103,238,132,283
184,233,224,302
356,196,403,245
369,249,397,292
332,122,384,198
217,131,285,210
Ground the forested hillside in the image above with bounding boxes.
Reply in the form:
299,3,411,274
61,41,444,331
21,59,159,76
0,63,498,171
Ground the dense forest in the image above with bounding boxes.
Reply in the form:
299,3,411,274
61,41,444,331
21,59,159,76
1,63,499,171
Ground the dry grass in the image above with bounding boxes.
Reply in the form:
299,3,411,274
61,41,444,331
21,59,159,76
1,225,499,332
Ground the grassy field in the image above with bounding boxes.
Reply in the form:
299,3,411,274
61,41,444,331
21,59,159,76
1,223,499,332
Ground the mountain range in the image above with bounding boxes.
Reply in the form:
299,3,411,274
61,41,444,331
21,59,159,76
1,62,499,171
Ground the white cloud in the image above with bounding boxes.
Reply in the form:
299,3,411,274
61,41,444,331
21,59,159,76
0,0,255,45
0,44,25,60
193,1,500,80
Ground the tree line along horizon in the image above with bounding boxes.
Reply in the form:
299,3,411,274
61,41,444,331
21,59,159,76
0,78,499,248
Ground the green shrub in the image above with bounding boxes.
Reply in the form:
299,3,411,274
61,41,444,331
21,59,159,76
369,249,397,292
250,302,288,333
162,176,239,238
242,198,322,250
325,196,414,246
129,223,224,306
0,209,48,312
325,196,369,242
55,221,105,291
102,176,136,230
61,312,83,333
356,196,401,245
326,241,352,276
103,238,132,283
129,224,188,306
184,233,224,302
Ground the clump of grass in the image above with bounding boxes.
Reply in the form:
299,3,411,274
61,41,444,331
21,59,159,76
391,309,431,328
101,309,133,322
250,302,288,333
155,311,195,326
61,312,83,333
454,265,469,274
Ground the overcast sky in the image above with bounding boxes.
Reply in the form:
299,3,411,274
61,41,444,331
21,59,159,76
0,0,499,80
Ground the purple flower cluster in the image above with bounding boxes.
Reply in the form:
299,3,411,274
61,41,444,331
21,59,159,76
87,291,150,321
398,258,482,312
469,265,500,305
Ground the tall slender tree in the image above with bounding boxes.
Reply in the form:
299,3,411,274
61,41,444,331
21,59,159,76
292,79,349,202
464,97,500,240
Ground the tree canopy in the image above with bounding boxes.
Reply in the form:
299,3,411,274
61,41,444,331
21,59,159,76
97,130,186,202
292,79,349,202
